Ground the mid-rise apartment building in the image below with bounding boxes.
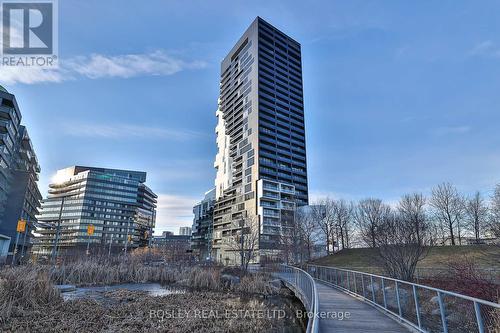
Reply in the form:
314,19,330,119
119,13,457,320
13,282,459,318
0,86,42,256
34,166,157,257
191,188,215,260
212,17,308,264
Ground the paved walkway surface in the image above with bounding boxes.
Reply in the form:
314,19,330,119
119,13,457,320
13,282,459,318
315,281,410,332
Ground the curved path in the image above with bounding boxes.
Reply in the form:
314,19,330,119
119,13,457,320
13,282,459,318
315,280,410,332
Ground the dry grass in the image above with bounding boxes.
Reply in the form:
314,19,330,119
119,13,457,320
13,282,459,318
184,266,221,290
311,245,500,271
2,289,302,333
0,260,303,332
43,260,281,295
0,266,62,323
48,260,179,286
0,260,283,327
489,306,500,333
236,273,277,296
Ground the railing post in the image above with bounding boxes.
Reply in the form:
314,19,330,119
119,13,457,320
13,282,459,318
347,270,351,291
395,281,402,318
361,274,366,298
437,291,448,333
370,275,376,303
413,285,422,329
474,301,485,333
335,268,338,285
382,278,387,308
353,272,358,294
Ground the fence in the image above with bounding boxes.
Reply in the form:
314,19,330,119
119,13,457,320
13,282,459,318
306,264,500,333
319,266,500,283
274,265,319,333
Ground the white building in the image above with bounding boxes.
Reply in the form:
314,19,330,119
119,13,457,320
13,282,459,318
179,227,192,236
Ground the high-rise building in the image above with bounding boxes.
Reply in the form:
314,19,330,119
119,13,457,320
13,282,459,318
212,17,308,264
179,226,192,236
0,86,42,257
34,166,157,257
192,188,215,260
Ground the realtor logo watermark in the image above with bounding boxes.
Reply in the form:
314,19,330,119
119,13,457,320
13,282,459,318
1,0,58,67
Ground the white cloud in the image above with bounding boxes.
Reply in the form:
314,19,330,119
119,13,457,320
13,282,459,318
0,66,66,84
65,51,207,79
434,126,471,136
469,40,500,58
0,50,207,85
62,123,203,141
154,194,198,235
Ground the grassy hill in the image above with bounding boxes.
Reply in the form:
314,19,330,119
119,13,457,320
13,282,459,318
310,245,500,271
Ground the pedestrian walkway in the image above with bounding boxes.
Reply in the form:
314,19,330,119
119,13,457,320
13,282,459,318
315,280,409,332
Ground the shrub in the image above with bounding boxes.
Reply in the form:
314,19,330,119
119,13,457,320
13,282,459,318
186,266,222,291
237,273,277,296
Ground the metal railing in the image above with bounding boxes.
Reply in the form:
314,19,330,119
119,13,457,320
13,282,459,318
307,264,500,333
275,265,319,333
322,266,500,283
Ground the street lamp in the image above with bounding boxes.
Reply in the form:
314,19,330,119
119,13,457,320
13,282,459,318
51,196,65,264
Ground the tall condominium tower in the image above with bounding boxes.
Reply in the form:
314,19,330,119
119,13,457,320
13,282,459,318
0,86,42,256
34,166,157,257
213,17,308,264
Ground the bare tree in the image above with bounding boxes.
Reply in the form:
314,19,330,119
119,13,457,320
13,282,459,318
227,216,259,272
278,210,301,265
296,207,320,262
375,211,427,281
310,199,336,255
429,183,465,245
490,185,500,238
332,199,354,250
465,191,488,242
355,198,391,248
397,193,428,245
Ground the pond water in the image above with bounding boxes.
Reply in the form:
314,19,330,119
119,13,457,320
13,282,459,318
62,283,184,301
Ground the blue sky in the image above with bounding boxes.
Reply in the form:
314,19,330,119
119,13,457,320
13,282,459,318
2,0,500,234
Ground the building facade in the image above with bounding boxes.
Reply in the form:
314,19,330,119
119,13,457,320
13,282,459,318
34,166,157,257
0,234,10,264
179,226,192,236
212,17,308,264
0,86,42,256
153,234,191,262
191,188,215,260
